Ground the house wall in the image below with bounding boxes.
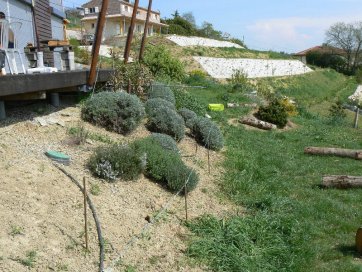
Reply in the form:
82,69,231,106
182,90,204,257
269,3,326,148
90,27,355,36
1,0,35,49
51,15,64,40
83,18,159,40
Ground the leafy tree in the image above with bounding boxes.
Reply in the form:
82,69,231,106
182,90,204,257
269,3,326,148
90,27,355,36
172,10,180,18
326,21,362,74
306,51,346,73
198,21,223,39
182,12,196,27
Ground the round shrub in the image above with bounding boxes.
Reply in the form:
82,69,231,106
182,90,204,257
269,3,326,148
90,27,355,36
255,99,288,128
132,137,182,182
145,98,176,115
81,92,145,134
132,137,198,193
178,108,198,129
89,144,145,181
191,117,224,151
147,107,185,141
166,164,199,193
148,84,176,105
150,133,179,153
172,87,206,116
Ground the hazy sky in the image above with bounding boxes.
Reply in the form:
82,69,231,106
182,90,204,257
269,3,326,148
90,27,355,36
64,0,362,53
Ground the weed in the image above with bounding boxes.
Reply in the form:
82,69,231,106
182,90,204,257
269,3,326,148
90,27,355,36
90,183,101,196
19,250,37,268
9,225,24,237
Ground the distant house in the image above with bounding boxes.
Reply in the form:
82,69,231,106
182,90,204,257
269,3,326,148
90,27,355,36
81,0,168,40
293,45,346,64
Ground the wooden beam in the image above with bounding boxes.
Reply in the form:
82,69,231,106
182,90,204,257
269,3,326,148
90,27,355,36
0,70,113,97
88,0,110,87
124,0,139,63
304,147,362,160
139,0,152,62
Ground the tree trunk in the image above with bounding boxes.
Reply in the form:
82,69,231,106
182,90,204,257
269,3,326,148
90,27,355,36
322,175,362,189
304,147,362,160
239,116,277,130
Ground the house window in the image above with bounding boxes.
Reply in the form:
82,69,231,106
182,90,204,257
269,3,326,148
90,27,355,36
137,24,142,32
124,5,129,12
137,11,140,15
89,7,96,13
91,23,95,29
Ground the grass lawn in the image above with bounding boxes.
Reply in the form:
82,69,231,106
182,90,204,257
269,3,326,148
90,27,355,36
183,70,362,271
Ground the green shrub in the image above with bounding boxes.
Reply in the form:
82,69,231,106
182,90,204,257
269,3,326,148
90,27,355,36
132,137,198,192
81,92,145,134
255,99,288,128
166,164,199,192
132,137,181,182
172,87,206,116
178,108,198,129
143,45,186,82
109,61,153,97
89,144,145,181
145,98,176,115
328,100,347,123
148,84,176,104
356,68,362,84
191,117,224,150
147,107,185,141
150,133,179,153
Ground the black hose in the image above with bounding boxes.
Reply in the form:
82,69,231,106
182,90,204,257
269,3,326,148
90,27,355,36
53,163,105,272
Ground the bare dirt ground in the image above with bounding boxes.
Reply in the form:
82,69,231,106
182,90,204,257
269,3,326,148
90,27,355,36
0,101,236,271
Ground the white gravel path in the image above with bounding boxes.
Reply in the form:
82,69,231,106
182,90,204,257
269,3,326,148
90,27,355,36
167,35,243,48
348,85,362,103
194,57,313,79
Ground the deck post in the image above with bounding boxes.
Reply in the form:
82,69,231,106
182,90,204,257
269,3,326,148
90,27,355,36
0,101,6,120
50,93,60,107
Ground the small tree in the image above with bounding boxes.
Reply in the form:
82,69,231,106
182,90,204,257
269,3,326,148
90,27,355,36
326,21,362,74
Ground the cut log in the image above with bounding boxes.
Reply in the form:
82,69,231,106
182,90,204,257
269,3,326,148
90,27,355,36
304,147,362,160
239,116,277,130
322,175,362,189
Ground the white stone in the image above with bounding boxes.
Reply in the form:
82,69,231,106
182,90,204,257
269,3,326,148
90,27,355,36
167,35,243,48
194,57,313,79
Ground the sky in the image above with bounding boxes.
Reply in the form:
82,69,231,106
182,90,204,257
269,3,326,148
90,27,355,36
64,0,362,53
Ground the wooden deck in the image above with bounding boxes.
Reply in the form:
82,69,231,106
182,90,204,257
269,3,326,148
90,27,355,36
0,69,113,97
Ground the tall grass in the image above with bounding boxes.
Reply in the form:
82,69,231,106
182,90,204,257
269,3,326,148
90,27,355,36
185,70,362,271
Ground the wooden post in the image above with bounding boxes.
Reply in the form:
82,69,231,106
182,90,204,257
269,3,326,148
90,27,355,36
354,107,359,129
87,0,109,87
83,177,89,251
124,0,139,64
184,182,188,222
357,227,362,255
207,146,211,175
139,0,153,62
304,147,362,160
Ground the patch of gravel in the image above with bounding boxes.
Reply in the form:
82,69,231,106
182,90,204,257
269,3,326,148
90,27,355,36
167,35,243,48
0,104,236,272
194,57,313,79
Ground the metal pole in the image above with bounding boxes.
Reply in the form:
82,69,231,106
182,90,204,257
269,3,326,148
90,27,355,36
83,177,89,251
87,0,109,87
123,0,139,64
139,0,152,62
